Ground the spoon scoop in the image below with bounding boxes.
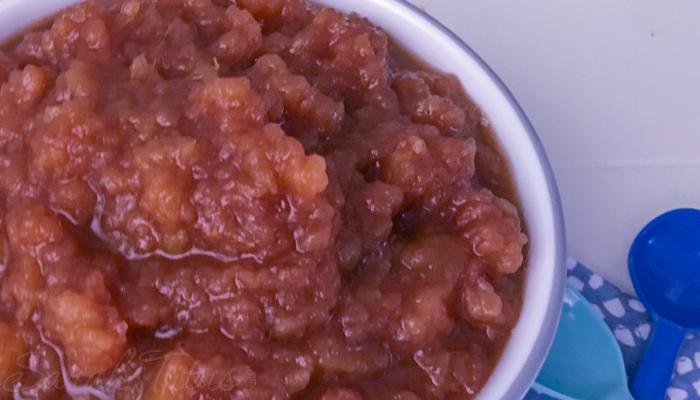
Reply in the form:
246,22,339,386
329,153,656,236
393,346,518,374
628,208,700,400
532,284,633,400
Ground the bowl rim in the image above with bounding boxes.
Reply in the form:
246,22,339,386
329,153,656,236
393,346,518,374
303,1,567,398
395,4,567,398
391,2,567,397
0,0,567,399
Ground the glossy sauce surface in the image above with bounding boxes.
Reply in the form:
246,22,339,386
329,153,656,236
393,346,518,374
0,0,527,398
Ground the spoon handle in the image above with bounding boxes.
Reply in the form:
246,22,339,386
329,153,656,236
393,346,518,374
631,317,687,400
616,388,637,400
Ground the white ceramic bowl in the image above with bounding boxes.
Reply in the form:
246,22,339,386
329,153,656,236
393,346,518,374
0,0,566,399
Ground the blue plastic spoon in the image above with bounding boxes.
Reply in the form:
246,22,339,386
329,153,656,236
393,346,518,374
532,284,634,400
628,208,700,400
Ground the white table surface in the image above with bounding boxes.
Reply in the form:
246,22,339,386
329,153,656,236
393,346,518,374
412,1,700,295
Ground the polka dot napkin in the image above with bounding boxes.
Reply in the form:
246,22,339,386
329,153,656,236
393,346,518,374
525,257,700,400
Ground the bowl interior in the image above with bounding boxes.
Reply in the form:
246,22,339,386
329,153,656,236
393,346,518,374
0,1,566,399
301,1,567,398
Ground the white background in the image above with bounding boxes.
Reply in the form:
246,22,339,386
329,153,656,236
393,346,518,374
414,1,700,294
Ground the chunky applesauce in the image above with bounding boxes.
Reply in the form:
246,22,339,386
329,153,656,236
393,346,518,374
0,0,528,399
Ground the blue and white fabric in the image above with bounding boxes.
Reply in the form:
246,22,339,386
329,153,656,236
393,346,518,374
526,258,700,400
